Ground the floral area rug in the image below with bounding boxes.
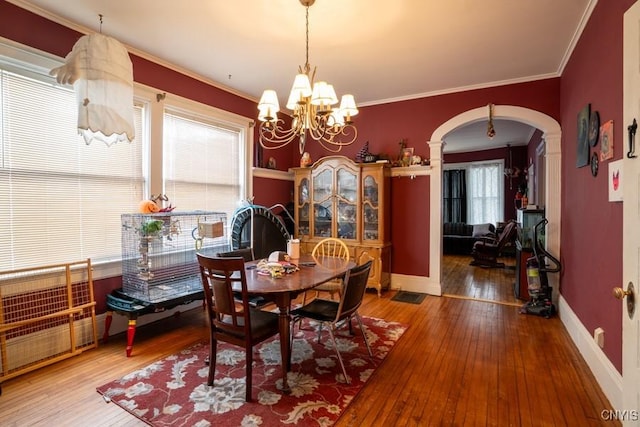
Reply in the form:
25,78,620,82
96,316,407,426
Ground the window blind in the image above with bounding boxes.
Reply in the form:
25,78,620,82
0,69,144,270
163,110,244,220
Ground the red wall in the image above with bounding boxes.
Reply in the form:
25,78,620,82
252,176,293,208
558,0,636,372
390,175,431,275
303,79,561,166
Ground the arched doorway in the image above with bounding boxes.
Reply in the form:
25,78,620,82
427,105,561,298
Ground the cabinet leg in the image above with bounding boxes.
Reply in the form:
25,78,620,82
126,319,137,357
103,310,113,343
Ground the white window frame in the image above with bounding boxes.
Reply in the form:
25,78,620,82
155,91,253,208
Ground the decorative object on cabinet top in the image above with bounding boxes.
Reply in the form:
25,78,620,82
356,141,378,163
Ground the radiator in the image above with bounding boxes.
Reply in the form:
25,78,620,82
0,259,98,386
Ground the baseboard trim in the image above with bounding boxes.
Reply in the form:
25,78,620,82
390,273,442,296
558,295,622,410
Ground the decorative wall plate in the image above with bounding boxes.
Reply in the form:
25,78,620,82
589,110,600,147
591,152,599,176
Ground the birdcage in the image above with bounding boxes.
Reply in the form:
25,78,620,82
121,211,227,302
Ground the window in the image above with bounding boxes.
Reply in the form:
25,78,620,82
444,160,504,225
467,161,503,224
0,41,252,272
163,107,247,219
0,65,145,271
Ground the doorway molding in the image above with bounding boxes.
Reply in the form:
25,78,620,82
427,105,562,297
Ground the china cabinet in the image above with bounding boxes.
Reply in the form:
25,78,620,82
292,156,391,295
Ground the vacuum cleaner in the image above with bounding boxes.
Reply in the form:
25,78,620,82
520,218,561,318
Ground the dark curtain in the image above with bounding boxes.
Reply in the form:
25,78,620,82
443,169,467,223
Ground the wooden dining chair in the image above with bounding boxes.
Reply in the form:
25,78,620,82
356,250,377,299
216,247,269,308
305,237,351,302
196,254,280,402
290,260,373,383
216,247,255,262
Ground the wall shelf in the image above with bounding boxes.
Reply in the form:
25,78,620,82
390,165,432,177
252,167,294,181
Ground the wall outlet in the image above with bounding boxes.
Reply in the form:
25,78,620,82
594,327,605,348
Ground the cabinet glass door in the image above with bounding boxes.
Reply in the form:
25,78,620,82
313,169,333,237
336,168,357,240
297,178,310,237
363,174,379,241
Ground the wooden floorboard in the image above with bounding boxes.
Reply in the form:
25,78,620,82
442,253,520,305
0,258,618,426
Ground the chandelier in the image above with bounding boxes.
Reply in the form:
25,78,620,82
257,0,358,154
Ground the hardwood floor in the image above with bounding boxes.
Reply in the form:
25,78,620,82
442,253,521,305
0,289,616,426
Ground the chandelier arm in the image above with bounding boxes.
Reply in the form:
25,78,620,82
315,137,344,153
326,125,358,146
306,114,329,141
258,119,302,150
314,125,358,153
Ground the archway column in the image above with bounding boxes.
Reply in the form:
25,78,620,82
543,131,562,302
427,140,444,296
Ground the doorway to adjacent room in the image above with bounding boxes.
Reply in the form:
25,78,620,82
429,105,562,306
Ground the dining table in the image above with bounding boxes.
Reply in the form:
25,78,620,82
243,254,355,393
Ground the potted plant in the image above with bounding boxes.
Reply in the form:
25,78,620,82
137,219,164,279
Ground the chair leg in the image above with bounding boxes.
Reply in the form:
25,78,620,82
208,337,217,386
355,313,373,357
316,322,324,342
245,346,253,402
290,315,301,352
327,326,349,383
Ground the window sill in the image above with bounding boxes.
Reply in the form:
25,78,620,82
252,167,294,181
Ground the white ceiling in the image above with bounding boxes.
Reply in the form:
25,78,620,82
10,0,593,152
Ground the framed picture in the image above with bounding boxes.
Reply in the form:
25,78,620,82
600,120,614,161
608,159,623,202
267,156,277,169
576,104,590,167
401,147,414,167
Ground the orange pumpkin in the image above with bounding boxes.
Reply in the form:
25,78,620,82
139,200,160,213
